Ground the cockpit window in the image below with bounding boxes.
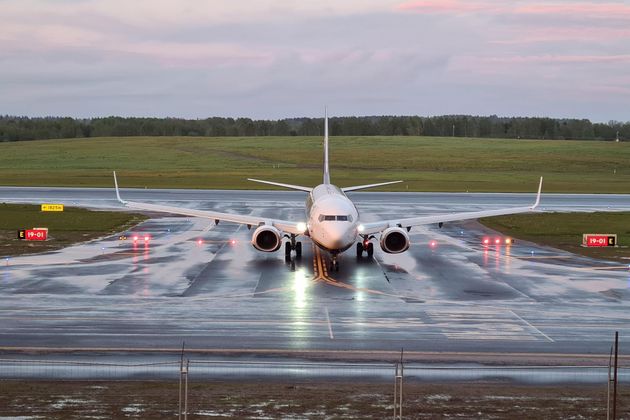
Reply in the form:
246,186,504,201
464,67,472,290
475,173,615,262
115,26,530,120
318,214,353,222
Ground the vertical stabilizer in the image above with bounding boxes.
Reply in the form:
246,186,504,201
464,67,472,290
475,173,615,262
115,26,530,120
323,107,331,184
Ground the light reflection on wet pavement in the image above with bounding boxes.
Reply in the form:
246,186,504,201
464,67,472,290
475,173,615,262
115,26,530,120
0,188,629,357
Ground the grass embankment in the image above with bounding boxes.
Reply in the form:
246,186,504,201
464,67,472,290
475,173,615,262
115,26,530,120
0,136,629,192
0,381,626,418
0,204,147,257
480,212,630,262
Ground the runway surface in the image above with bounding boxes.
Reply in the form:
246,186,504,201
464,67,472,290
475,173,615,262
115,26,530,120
1,187,629,360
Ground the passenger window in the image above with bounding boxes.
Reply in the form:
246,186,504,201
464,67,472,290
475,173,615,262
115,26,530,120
324,215,336,221
337,215,348,221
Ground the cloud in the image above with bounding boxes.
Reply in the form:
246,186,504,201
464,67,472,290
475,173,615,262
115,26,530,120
0,0,629,121
397,0,630,21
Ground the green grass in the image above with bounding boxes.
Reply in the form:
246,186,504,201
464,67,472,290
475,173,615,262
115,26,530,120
0,203,147,257
1,136,629,192
480,212,630,261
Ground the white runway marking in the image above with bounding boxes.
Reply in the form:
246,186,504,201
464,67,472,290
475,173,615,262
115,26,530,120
325,307,334,339
510,310,555,343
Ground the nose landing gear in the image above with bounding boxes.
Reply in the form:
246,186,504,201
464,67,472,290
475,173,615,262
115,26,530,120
329,254,339,272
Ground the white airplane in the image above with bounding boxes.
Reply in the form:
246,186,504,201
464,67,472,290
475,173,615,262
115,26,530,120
113,113,542,271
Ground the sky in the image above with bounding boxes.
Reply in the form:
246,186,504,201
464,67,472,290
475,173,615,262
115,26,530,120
1,0,629,121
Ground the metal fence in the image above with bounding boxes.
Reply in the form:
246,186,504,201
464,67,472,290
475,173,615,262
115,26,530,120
0,358,628,384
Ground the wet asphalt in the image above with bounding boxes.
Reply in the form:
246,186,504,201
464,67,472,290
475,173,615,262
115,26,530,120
0,187,629,357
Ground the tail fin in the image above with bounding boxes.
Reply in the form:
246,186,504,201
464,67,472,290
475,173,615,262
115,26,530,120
323,108,330,184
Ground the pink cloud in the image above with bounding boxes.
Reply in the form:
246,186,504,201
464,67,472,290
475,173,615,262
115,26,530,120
397,1,630,19
489,27,630,45
515,3,630,19
396,0,497,14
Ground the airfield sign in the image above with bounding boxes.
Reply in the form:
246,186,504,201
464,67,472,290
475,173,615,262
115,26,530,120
17,228,48,241
582,234,617,247
41,204,64,212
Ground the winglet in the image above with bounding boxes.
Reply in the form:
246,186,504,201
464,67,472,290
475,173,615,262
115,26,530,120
532,177,543,209
113,171,127,204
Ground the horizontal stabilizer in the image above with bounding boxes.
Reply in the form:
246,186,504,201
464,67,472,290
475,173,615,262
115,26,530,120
247,178,312,192
342,180,403,192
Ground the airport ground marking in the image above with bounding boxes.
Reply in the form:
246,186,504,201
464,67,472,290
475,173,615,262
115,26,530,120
324,307,334,339
510,310,555,343
310,245,416,300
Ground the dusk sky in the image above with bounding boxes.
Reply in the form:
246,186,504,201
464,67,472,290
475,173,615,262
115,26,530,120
2,0,629,121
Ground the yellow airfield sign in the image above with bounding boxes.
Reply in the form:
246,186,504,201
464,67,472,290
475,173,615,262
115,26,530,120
41,204,64,212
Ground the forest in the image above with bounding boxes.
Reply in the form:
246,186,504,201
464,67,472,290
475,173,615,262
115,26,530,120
0,114,627,142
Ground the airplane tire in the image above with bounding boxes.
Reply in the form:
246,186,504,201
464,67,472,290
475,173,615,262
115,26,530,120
285,241,291,257
367,242,374,257
356,242,364,257
295,242,302,258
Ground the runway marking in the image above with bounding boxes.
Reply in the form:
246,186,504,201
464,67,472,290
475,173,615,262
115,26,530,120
310,246,414,300
510,310,555,343
325,307,334,339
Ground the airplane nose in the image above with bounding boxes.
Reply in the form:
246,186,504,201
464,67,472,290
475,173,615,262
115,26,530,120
325,225,351,248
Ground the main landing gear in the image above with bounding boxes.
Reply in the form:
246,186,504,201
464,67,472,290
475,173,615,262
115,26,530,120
285,234,302,263
356,238,374,258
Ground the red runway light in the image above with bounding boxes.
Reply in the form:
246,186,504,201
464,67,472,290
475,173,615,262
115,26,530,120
429,240,437,248
483,238,490,245
197,239,203,245
133,236,139,242
230,239,236,245
495,238,501,245
144,235,150,242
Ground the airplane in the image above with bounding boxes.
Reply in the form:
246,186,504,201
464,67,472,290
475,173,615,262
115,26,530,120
113,112,542,271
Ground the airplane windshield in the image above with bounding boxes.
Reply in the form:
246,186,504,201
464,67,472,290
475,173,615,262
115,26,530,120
318,215,352,222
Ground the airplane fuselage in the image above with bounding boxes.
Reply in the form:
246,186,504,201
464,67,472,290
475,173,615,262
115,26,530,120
306,184,360,253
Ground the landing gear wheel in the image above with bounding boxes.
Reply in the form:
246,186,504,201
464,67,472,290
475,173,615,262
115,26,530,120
356,242,364,257
366,242,374,257
285,241,291,262
295,241,302,259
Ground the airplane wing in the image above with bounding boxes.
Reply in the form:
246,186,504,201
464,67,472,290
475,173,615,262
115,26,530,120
359,178,543,235
113,172,307,235
247,178,312,192
342,180,403,192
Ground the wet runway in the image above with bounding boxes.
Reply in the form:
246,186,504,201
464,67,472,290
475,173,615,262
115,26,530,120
1,187,630,359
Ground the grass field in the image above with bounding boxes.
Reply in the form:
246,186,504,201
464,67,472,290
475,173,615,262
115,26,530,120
1,136,629,192
0,380,625,419
480,212,630,262
0,204,146,257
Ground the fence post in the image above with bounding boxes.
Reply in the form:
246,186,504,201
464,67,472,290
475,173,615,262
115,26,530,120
393,349,404,419
608,345,613,420
613,331,619,420
179,342,186,420
184,359,190,420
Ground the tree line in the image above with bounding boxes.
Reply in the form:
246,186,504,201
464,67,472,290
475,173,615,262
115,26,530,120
0,115,628,142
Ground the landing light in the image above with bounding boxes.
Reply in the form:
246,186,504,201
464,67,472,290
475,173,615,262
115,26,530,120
296,222,307,233
505,238,512,245
358,224,365,233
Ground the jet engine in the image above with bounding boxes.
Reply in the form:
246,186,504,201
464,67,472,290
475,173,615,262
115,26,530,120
379,227,410,254
251,225,282,252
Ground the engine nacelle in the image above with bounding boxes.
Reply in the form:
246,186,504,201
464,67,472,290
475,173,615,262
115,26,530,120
380,227,410,254
251,225,282,252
